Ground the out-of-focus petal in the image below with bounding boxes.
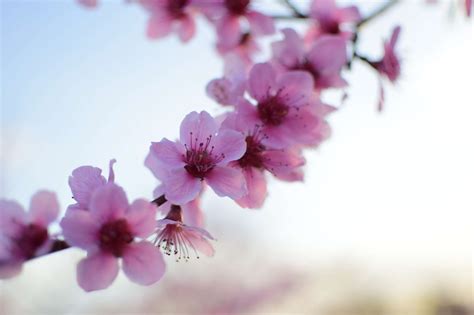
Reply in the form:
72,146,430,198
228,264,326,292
122,241,166,285
89,183,129,223
125,199,157,238
60,210,99,250
206,166,247,199
77,251,119,292
213,129,246,164
236,168,267,209
29,191,60,226
247,11,275,35
163,168,202,205
68,166,106,208
179,111,219,147
248,63,276,102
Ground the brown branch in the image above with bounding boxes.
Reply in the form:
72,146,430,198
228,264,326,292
357,0,401,28
281,0,306,18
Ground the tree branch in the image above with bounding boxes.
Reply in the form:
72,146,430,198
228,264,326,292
357,0,401,28
281,0,306,18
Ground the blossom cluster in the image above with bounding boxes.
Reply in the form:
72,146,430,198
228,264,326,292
1,0,469,292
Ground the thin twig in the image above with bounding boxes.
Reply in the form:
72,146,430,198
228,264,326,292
357,0,401,28
281,0,306,18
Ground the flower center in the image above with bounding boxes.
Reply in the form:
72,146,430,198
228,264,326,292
238,135,266,169
99,219,133,257
321,19,340,35
167,0,189,18
257,96,289,126
17,224,48,259
184,133,223,179
225,0,250,15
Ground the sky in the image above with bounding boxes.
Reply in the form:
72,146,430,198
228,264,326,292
1,1,473,310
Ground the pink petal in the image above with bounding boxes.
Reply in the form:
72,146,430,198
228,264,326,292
336,6,361,23
308,35,347,74
234,99,261,128
177,15,196,42
467,0,472,17
236,168,267,209
29,190,59,226
60,210,99,250
206,78,237,106
390,26,401,48
179,111,219,147
163,168,202,205
0,261,23,279
263,148,305,181
122,241,166,285
150,139,185,168
0,200,27,237
248,63,276,102
145,148,170,181
213,129,246,164
247,11,275,35
216,15,241,48
206,166,247,200
125,199,157,238
107,159,116,183
77,251,119,292
276,71,315,106
181,199,204,227
147,16,172,39
89,183,129,223
186,232,215,257
68,166,106,208
271,28,304,68
78,0,97,8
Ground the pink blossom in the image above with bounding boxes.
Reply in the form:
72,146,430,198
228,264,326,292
466,0,472,17
216,31,260,65
139,0,198,42
67,159,116,212
154,205,214,260
307,0,361,41
204,0,275,49
222,113,306,208
60,183,165,291
206,54,247,106
236,62,331,149
146,111,247,205
272,28,348,90
0,191,60,279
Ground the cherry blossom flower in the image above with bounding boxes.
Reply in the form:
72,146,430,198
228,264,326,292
67,159,116,212
466,0,472,16
0,191,60,279
146,111,247,205
216,31,260,65
221,113,306,208
306,0,361,41
206,54,247,106
154,205,214,260
272,28,348,91
60,183,165,291
138,0,198,42
203,0,275,49
235,62,331,149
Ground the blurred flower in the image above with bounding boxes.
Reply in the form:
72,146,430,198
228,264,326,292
60,183,164,291
272,28,348,91
146,111,247,204
77,0,98,8
0,191,60,279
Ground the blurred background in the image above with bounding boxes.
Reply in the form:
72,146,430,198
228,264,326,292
1,0,473,314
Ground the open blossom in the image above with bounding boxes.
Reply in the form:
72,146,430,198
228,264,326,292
206,54,247,106
154,205,214,260
67,159,116,212
0,191,60,279
216,31,260,65
139,0,198,42
60,183,165,291
146,111,247,205
204,0,274,49
307,0,361,41
235,62,330,149
222,113,306,208
272,28,348,90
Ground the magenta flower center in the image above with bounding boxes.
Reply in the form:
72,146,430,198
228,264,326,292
225,0,250,15
321,19,340,35
167,0,189,18
238,135,266,169
292,60,320,87
257,96,289,126
184,133,223,180
16,224,48,259
99,219,133,257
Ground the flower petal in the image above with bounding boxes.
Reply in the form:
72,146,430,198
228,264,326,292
247,11,275,35
60,210,99,250
77,251,119,292
236,168,267,209
179,111,219,147
163,168,202,205
307,35,347,75
125,199,157,238
89,183,129,223
248,63,276,102
68,166,106,208
149,139,185,169
213,129,246,164
147,16,172,39
216,15,241,48
206,166,247,200
0,200,27,238
186,231,215,257
271,28,304,68
29,190,60,226
0,261,23,280
181,198,204,227
122,241,166,285
177,15,196,42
